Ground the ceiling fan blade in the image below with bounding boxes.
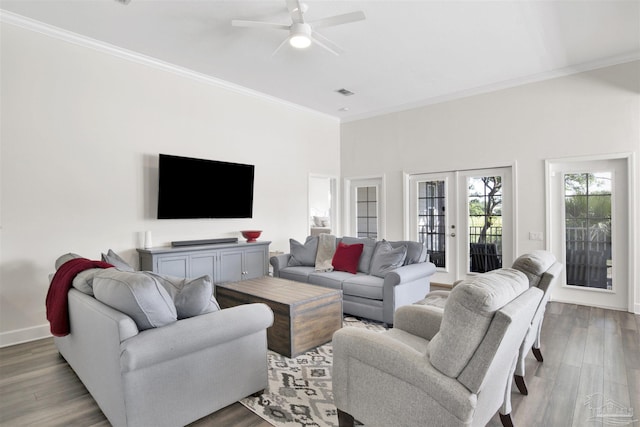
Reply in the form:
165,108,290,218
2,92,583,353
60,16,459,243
311,32,343,56
232,20,290,31
310,11,366,29
272,36,291,56
286,0,305,24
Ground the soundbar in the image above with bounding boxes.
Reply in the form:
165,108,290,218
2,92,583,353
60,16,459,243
171,237,238,247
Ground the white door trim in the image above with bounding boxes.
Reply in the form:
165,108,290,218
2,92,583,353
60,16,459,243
545,153,636,313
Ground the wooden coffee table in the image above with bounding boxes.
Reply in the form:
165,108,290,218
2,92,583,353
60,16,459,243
215,276,343,358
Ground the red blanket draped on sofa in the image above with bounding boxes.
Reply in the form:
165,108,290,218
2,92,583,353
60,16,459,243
46,258,113,337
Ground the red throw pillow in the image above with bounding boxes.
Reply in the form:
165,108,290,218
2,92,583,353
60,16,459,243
332,242,364,274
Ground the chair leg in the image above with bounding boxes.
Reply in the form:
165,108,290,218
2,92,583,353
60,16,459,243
532,347,544,362
499,413,514,427
514,374,528,395
337,409,355,427
251,389,265,397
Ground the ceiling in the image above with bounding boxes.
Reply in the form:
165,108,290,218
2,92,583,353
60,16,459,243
2,1,639,121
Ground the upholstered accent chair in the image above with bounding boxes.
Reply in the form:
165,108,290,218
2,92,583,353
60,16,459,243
332,268,543,427
510,250,563,395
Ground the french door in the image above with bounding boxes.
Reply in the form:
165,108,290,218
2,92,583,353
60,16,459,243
408,167,513,285
547,157,631,311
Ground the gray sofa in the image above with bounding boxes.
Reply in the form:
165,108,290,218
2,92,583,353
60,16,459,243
51,262,273,427
270,236,436,325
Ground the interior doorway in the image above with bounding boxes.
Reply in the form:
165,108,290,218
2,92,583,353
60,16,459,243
308,175,337,237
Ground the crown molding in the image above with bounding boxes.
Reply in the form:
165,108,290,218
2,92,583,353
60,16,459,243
0,10,339,123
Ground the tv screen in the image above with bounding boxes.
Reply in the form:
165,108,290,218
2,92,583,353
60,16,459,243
157,154,254,219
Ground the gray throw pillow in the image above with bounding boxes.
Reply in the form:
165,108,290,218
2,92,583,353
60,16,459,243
369,240,408,278
341,236,377,274
288,236,319,267
93,269,177,330
101,249,135,272
389,240,425,265
150,273,220,319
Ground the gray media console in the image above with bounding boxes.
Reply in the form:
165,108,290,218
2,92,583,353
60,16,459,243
137,241,271,283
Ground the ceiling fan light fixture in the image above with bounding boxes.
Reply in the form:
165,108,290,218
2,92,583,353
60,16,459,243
289,23,312,49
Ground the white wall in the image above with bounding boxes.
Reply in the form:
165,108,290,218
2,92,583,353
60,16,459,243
341,61,640,310
0,23,340,345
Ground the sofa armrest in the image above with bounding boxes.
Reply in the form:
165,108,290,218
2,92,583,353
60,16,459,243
270,254,291,277
383,262,437,287
120,303,274,372
394,304,443,341
333,327,475,420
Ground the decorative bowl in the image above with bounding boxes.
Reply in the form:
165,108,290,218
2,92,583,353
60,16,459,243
241,230,262,242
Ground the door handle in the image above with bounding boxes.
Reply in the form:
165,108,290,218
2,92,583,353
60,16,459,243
450,233,456,237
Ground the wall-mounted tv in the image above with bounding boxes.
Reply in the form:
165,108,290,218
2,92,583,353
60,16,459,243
157,154,254,219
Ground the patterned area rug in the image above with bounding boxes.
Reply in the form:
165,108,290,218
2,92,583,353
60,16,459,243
240,316,386,427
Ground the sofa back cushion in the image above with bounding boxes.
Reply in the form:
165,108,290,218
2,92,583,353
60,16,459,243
511,250,557,288
287,236,319,267
340,236,377,274
428,268,528,377
369,240,408,278
93,269,178,330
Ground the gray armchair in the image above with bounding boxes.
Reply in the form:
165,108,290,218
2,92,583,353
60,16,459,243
511,250,563,395
332,268,543,427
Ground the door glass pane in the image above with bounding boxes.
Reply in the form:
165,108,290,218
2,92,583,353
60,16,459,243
418,181,446,268
468,176,503,273
564,172,612,289
356,186,377,238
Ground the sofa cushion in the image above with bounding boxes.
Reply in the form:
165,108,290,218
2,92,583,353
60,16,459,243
93,269,177,330
101,249,135,272
149,273,220,319
279,266,314,282
342,274,385,300
287,236,319,267
341,237,377,274
370,241,408,278
71,268,104,296
332,242,364,274
308,271,354,290
313,216,330,227
512,250,557,287
428,268,528,378
389,240,426,265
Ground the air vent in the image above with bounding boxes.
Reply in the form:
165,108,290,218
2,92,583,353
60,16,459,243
336,88,355,96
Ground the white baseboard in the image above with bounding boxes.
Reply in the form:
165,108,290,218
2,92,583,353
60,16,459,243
0,324,51,348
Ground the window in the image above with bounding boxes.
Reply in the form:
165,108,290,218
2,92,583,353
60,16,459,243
564,172,612,289
356,186,378,238
467,176,503,273
418,180,446,268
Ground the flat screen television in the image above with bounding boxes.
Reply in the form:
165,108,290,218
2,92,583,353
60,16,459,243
157,154,254,219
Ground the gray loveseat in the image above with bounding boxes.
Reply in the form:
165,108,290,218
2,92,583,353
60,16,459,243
50,256,273,427
270,236,436,325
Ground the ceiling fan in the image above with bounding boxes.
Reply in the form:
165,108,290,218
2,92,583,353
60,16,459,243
232,0,366,55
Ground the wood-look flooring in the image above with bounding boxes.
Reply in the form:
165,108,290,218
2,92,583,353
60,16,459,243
1,302,638,427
